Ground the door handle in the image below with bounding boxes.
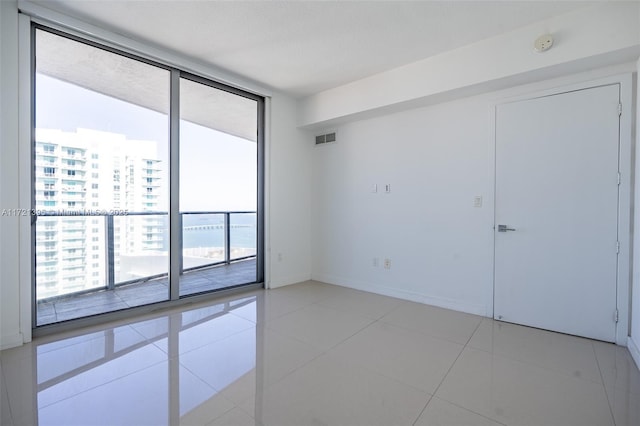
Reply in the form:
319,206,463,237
498,224,516,232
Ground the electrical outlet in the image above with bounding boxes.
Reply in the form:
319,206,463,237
384,258,391,269
473,195,483,207
373,257,379,267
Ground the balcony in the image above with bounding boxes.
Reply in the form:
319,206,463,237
63,240,86,249
60,152,86,161
61,175,87,183
35,184,57,191
38,277,59,287
61,260,84,268
144,228,164,235
62,231,85,239
62,254,85,262
62,222,86,231
35,211,259,326
63,271,86,279
35,148,56,156
61,192,86,201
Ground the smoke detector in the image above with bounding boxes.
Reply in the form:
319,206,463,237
534,34,554,52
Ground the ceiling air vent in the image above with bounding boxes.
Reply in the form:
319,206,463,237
315,131,336,146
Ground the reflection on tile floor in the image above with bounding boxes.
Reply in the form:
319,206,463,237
36,258,257,326
3,281,639,425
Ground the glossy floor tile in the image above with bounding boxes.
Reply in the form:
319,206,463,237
414,397,505,426
468,318,603,384
0,363,12,426
241,353,430,426
436,347,614,426
2,280,639,426
329,321,463,393
265,303,374,351
593,339,640,395
317,286,403,320
380,300,483,344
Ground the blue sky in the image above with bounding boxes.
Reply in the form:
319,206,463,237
36,74,257,211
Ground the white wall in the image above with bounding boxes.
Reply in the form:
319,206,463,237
311,95,494,315
0,0,25,350
311,65,637,320
630,58,640,367
267,94,313,288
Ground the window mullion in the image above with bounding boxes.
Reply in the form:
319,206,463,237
169,69,181,301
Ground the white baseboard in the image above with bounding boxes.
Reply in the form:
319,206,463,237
268,273,312,289
0,332,23,350
628,337,640,370
311,273,489,317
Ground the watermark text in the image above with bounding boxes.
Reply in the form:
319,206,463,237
1,208,129,216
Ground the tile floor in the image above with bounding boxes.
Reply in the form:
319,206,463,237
37,258,257,326
2,281,639,426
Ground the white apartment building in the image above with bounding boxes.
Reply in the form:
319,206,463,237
34,128,164,299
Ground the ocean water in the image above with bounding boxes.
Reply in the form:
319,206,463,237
183,213,256,248
154,213,257,249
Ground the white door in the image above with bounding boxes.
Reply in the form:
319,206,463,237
494,84,620,342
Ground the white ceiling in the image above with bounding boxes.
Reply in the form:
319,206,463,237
30,0,600,98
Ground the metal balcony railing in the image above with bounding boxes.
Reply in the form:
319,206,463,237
35,210,257,300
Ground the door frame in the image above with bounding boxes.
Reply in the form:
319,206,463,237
489,73,633,346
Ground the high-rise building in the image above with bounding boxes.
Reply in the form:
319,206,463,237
34,128,165,299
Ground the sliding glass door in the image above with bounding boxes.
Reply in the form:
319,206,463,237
179,76,259,296
33,26,264,328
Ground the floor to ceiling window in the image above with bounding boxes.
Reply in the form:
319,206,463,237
179,76,260,297
33,26,264,328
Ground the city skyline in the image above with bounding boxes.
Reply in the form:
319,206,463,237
34,127,166,299
34,126,258,302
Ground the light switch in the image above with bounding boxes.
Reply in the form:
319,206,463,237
385,184,391,193
473,196,483,208
372,184,378,193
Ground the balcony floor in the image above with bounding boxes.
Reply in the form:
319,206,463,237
37,258,257,326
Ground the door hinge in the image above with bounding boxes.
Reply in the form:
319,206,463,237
616,241,620,253
617,172,621,185
614,309,619,323
618,103,622,117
